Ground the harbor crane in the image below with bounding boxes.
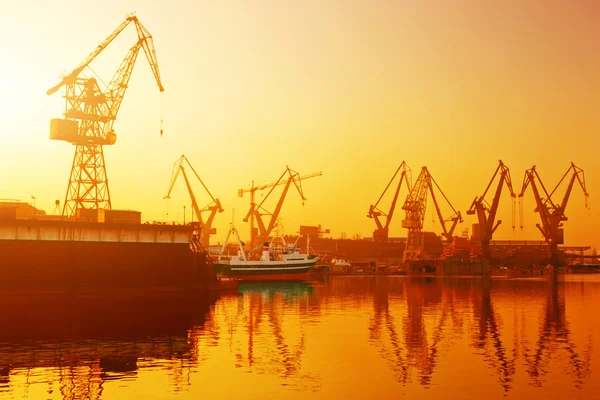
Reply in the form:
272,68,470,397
367,162,412,242
164,155,223,247
239,167,322,247
518,162,588,266
401,167,462,262
466,160,516,262
47,14,164,218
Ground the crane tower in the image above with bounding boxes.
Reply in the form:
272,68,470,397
401,167,462,262
466,160,516,262
518,162,589,266
47,15,164,218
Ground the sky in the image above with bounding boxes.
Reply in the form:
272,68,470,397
0,0,598,246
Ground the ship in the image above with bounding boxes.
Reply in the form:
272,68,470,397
213,225,318,281
0,201,230,293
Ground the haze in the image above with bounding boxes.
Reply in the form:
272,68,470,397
0,0,598,247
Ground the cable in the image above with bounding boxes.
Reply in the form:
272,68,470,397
160,92,164,136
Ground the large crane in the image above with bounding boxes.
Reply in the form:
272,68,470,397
401,167,462,262
518,162,588,266
466,160,516,262
164,155,223,247
367,162,412,242
47,15,164,218
239,167,322,247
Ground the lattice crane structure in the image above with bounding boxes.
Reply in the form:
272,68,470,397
164,155,223,247
401,167,462,262
466,160,516,261
47,15,164,218
239,167,321,247
518,162,589,266
367,162,412,242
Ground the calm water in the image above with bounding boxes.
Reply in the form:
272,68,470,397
1,275,599,399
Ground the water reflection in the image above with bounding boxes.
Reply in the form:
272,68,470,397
368,278,406,383
470,278,517,392
0,292,218,399
522,275,593,389
226,283,313,382
0,276,598,399
363,276,595,393
368,278,461,386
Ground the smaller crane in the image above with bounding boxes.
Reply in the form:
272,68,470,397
402,167,462,261
367,162,412,242
518,162,589,266
466,160,516,262
164,155,223,247
239,167,322,247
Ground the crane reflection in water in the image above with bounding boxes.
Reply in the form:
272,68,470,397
1,277,596,398
0,293,219,399
220,282,320,391
367,275,593,393
522,274,592,389
468,276,593,392
470,277,518,392
368,277,455,387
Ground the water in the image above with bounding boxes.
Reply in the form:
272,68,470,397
1,275,599,399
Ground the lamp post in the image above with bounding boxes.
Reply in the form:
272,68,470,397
31,195,36,219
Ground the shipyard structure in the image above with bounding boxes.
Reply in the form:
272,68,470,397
212,159,592,277
0,201,216,291
0,16,227,293
286,227,591,276
1,14,593,285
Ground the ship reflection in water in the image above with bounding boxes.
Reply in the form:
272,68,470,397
0,292,220,399
1,276,600,399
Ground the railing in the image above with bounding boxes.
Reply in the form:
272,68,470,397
489,240,547,247
190,234,205,253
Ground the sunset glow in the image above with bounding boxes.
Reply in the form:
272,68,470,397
1,0,598,246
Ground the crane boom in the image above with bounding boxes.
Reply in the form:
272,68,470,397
46,17,134,96
466,160,516,261
238,172,322,197
428,173,463,243
134,19,164,92
164,155,223,247
518,162,589,266
239,167,321,247
47,16,163,96
367,162,412,242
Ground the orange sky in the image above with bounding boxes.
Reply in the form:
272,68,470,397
0,0,598,246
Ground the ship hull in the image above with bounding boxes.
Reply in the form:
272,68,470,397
0,239,211,292
0,209,227,293
212,261,315,281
